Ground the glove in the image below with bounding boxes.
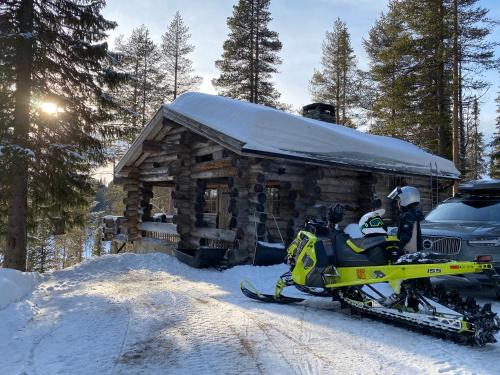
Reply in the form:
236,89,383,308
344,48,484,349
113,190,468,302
328,204,344,224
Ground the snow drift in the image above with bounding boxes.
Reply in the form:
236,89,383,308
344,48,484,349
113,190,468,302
0,268,41,310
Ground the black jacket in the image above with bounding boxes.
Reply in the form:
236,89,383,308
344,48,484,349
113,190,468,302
397,206,425,252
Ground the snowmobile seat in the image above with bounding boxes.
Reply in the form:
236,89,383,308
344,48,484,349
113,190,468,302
346,236,394,254
332,232,399,267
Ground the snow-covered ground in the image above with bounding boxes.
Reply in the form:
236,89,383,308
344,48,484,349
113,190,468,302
0,268,41,310
0,253,499,375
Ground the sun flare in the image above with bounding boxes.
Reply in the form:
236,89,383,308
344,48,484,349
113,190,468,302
40,102,60,115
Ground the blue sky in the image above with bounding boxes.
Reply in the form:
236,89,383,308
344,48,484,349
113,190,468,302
102,0,499,141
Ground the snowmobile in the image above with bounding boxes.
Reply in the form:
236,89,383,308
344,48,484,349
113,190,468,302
241,215,500,346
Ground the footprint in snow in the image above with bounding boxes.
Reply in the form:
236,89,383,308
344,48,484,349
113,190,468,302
438,365,457,373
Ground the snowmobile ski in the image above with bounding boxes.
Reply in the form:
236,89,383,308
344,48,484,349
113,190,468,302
240,280,304,304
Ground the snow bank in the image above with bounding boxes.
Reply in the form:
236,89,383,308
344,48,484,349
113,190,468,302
0,268,41,310
168,93,459,178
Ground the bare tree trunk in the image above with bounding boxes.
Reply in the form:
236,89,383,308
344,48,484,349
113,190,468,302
458,58,466,173
142,52,147,126
62,238,67,269
40,245,46,273
249,0,255,103
451,0,460,190
254,0,260,104
132,60,139,128
436,1,447,157
335,43,341,124
473,97,479,180
342,61,347,125
5,0,34,271
173,20,179,100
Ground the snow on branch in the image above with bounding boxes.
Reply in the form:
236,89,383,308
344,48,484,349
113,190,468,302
49,143,85,160
0,32,34,40
1,144,36,159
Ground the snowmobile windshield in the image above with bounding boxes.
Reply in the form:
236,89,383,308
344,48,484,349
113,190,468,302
426,199,500,222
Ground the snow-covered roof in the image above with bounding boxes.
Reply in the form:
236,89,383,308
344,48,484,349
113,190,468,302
116,92,459,179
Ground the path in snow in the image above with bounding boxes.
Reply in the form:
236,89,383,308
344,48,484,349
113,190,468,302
0,253,499,375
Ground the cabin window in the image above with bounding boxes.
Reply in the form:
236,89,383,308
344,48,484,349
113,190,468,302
195,154,213,163
204,189,218,213
266,185,280,216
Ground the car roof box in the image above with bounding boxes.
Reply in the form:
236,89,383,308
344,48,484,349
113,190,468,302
459,179,500,196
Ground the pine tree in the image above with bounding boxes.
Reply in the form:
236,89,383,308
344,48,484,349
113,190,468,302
54,225,86,268
490,90,500,179
401,0,453,157
364,0,497,159
1,0,123,271
213,0,282,106
105,181,126,215
455,0,498,174
463,97,486,180
309,19,358,127
363,3,419,142
26,220,56,273
451,0,460,170
113,25,164,143
161,12,202,102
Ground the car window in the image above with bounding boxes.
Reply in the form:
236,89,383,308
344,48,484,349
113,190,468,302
426,200,500,222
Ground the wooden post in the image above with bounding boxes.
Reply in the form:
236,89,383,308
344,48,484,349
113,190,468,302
228,157,251,263
123,168,141,241
174,132,197,249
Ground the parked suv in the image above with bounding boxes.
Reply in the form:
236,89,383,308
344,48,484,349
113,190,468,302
421,180,500,287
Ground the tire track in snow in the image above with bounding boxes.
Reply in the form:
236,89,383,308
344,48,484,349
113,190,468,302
111,301,132,375
19,280,63,375
105,272,264,374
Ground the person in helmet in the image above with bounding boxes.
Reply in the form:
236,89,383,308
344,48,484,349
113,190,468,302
387,186,425,253
358,209,388,236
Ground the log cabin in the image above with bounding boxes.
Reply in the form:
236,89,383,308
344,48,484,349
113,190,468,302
111,92,459,265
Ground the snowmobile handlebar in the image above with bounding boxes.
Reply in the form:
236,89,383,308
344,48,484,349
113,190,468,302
304,203,355,232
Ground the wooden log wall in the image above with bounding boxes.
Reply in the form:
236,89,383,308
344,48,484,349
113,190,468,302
228,156,251,263
122,169,141,241
174,132,198,249
139,182,153,222
247,160,313,246
316,168,362,227
173,135,242,250
243,159,270,259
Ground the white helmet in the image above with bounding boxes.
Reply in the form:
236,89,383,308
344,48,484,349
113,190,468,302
387,186,420,207
359,209,387,235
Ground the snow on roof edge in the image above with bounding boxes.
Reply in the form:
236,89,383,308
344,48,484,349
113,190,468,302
115,92,460,180
167,92,460,179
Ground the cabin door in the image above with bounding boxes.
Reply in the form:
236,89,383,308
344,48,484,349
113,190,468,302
217,186,230,229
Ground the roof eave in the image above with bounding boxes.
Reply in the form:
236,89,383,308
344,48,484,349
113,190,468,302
114,103,460,181
240,147,460,180
162,105,244,154
114,107,165,176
